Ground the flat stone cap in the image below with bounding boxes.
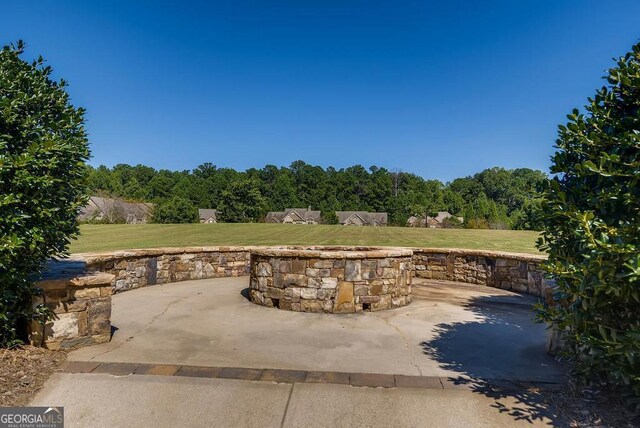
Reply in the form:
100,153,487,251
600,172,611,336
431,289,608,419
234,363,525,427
250,246,413,259
38,259,115,288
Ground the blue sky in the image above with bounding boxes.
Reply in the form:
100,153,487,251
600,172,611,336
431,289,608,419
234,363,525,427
2,1,639,182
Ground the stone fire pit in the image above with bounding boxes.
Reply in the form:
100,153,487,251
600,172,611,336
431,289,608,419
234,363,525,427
248,247,413,313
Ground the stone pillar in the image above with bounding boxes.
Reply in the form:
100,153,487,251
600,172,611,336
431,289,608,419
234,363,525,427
30,272,114,350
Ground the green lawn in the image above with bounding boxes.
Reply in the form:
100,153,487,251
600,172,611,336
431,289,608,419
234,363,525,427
71,224,542,255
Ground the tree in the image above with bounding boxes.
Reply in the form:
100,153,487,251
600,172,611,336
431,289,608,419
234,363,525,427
0,42,90,347
219,179,267,222
537,43,640,406
151,197,199,224
511,197,544,230
83,161,547,230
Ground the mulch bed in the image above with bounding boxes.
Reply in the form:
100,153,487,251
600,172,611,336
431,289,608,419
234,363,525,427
549,378,640,427
0,345,67,407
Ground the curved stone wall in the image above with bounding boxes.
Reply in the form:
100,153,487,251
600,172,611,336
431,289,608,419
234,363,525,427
249,247,413,313
35,245,551,349
79,247,252,292
64,246,549,297
411,248,548,297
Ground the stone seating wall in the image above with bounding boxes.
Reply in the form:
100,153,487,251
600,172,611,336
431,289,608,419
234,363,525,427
33,246,549,349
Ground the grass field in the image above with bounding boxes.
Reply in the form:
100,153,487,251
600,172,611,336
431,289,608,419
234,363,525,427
71,224,541,255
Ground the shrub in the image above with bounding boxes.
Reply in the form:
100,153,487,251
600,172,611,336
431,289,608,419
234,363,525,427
321,211,339,225
511,197,544,231
152,197,199,223
0,42,90,347
537,43,640,407
464,218,490,229
441,216,463,229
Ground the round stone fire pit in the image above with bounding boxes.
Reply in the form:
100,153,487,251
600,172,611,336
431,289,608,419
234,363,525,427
248,247,413,313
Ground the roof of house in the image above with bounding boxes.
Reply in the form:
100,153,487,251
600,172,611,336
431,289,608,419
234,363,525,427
198,208,218,219
266,208,321,222
265,211,286,222
336,211,388,225
429,211,454,223
408,211,463,225
284,208,321,221
79,196,153,220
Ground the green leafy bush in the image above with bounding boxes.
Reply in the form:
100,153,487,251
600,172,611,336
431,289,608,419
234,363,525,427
538,43,640,407
441,216,463,229
0,42,90,347
151,196,199,223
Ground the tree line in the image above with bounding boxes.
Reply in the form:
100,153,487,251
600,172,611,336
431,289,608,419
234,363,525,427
86,161,546,229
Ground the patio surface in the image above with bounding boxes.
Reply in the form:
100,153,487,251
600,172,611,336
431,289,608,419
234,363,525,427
33,277,565,427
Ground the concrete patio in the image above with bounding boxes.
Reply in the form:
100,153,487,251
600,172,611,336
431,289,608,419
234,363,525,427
33,277,565,427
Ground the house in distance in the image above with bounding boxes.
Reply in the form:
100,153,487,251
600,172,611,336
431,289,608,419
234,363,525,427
79,196,153,224
407,211,463,228
198,209,219,224
265,208,322,224
336,211,388,226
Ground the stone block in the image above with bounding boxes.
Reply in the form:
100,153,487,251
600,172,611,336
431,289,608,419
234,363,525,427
353,283,368,296
250,290,264,304
87,298,111,335
511,282,528,293
307,277,322,288
266,287,285,299
378,259,392,268
283,274,307,287
320,277,338,289
257,277,269,291
310,259,333,269
370,282,383,296
372,295,391,311
300,288,318,300
301,299,323,313
334,282,354,313
291,259,306,274
46,300,87,314
284,287,302,302
204,263,215,277
345,260,361,281
331,259,344,268
318,268,332,277
279,260,292,273
45,312,80,341
360,295,381,304
317,289,335,300
72,286,101,300
330,268,344,279
256,262,272,277
279,300,293,310
381,268,396,279
305,268,319,277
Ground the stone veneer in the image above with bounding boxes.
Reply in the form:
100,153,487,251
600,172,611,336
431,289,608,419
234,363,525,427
249,247,413,313
33,246,551,349
30,261,113,350
80,247,251,292
412,248,549,297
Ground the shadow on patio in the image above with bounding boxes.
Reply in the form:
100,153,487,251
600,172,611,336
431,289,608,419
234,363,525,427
420,294,565,425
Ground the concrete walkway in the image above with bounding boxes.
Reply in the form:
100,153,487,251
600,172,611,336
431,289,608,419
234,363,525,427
33,372,555,427
33,278,564,427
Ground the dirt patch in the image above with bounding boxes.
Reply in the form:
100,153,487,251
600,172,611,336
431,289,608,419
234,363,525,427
549,379,640,427
0,346,67,407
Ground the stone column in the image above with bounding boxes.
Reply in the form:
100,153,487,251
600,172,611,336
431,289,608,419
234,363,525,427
30,272,114,350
